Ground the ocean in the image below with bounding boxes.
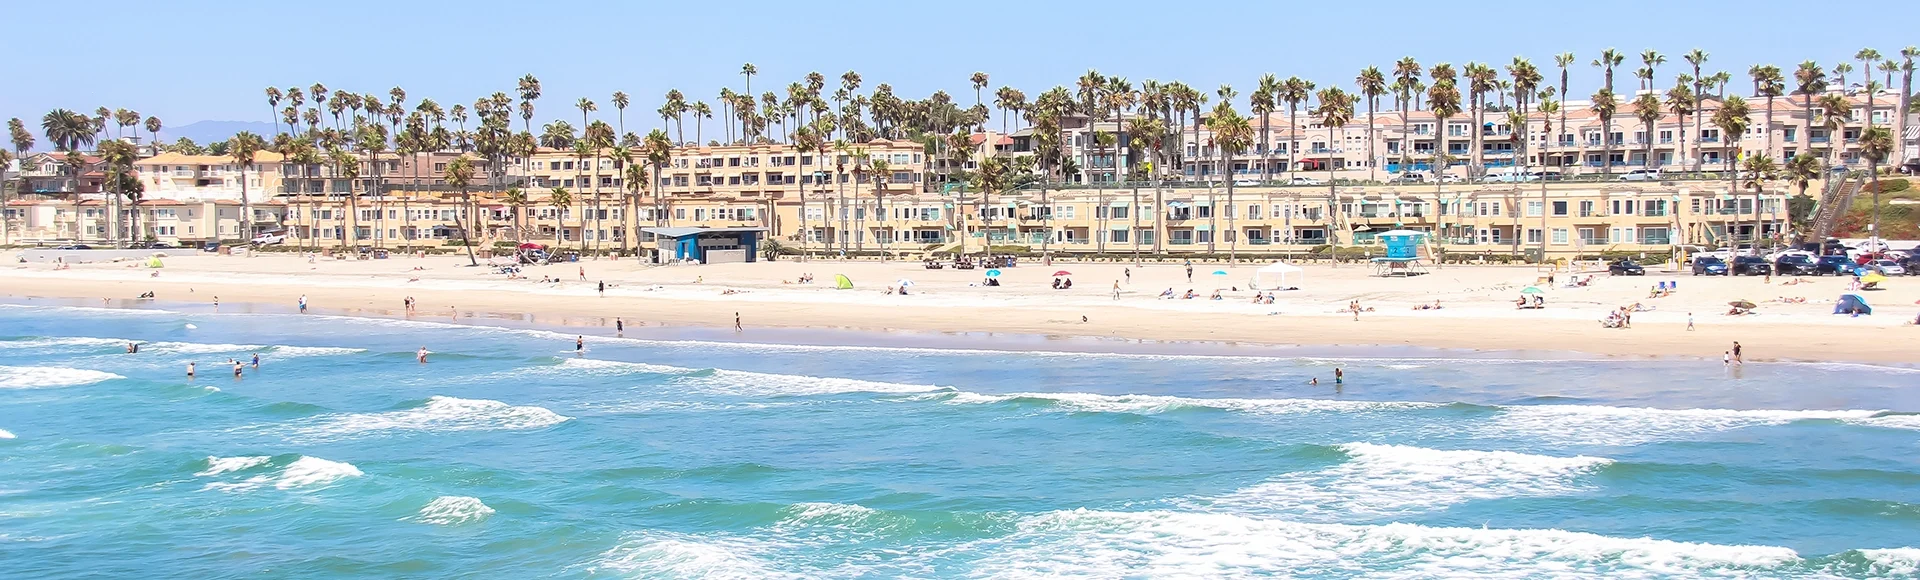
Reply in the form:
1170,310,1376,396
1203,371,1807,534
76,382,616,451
1,299,1917,578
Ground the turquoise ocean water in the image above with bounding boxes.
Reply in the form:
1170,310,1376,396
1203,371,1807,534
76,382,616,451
2,300,1918,578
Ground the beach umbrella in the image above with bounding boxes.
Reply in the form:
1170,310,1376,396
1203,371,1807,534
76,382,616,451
1052,270,1072,276
985,269,1002,277
1861,272,1887,285
896,279,915,287
1729,300,1756,309
1212,270,1228,276
834,274,853,290
1520,286,1544,294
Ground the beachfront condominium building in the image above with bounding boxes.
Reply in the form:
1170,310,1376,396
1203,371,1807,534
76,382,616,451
135,152,286,202
3,198,284,246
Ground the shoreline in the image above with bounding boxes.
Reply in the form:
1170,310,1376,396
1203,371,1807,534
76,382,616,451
4,253,1917,365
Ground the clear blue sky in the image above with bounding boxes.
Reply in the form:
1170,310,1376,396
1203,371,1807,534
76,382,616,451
2,0,1910,134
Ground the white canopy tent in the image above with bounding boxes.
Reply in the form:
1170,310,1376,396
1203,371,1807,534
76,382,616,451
1251,262,1304,290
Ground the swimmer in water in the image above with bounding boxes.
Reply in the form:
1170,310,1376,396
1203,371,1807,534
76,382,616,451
186,362,195,378
417,347,428,363
1308,377,1318,385
250,353,260,368
232,362,243,378
575,335,584,354
1334,368,1344,384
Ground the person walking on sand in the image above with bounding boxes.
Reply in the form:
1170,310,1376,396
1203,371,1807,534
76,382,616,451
1112,280,1122,300
416,347,428,363
1687,313,1695,331
1185,263,1194,282
734,312,742,332
1124,267,1132,284
578,266,586,281
598,280,605,297
615,317,624,336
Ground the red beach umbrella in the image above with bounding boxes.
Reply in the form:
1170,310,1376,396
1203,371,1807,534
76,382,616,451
1052,270,1072,277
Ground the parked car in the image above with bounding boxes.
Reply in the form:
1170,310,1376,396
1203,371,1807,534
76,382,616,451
1813,255,1855,276
1690,256,1730,275
1436,174,1463,184
251,231,287,246
1618,168,1663,181
1773,254,1817,275
1870,259,1907,276
51,244,93,250
1391,172,1426,183
1608,259,1646,276
1900,254,1920,274
1730,255,1773,276
1289,176,1324,186
1232,178,1260,187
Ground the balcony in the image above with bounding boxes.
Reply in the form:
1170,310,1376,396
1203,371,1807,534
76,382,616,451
1811,136,1831,143
1700,136,1719,143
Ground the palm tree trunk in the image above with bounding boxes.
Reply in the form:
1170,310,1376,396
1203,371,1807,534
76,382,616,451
1226,151,1236,263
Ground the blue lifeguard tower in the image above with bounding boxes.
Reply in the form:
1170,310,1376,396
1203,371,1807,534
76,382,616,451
1371,229,1431,277
641,227,767,264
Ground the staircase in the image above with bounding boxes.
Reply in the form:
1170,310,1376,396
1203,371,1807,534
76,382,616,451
1810,175,1862,240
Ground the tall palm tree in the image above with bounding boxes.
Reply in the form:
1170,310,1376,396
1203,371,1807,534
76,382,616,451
1428,75,1462,233
1535,97,1559,256
1633,93,1662,169
1355,67,1387,182
547,187,571,248
623,162,647,251
1897,47,1917,166
1207,103,1252,261
644,129,672,228
1279,77,1313,183
1711,95,1752,244
1590,89,1619,175
611,91,630,137
503,187,527,243
1684,49,1709,170
1859,126,1893,246
1793,62,1827,164
1394,57,1423,174
41,109,95,152
1253,74,1279,182
571,140,593,253
444,156,480,265
229,131,266,243
1751,65,1784,165
1552,53,1575,171
1818,93,1852,170
266,87,283,136
1317,88,1354,247
1856,48,1883,131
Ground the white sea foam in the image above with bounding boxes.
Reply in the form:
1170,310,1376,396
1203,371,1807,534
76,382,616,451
1857,548,1920,576
553,358,941,397
936,390,1441,415
410,495,495,525
281,396,570,441
0,304,177,316
1203,443,1612,518
143,341,259,354
588,531,803,579
0,429,14,439
1850,413,1920,431
0,336,126,350
968,509,1802,579
199,455,361,492
1486,404,1885,446
195,455,272,476
267,345,366,358
0,366,123,389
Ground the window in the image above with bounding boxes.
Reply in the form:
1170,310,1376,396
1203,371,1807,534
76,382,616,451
1525,201,1543,217
1578,201,1594,218
1526,228,1543,244
1110,229,1129,243
1551,228,1568,245
1551,201,1568,216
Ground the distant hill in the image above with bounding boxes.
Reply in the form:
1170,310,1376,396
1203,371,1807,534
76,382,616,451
156,120,277,147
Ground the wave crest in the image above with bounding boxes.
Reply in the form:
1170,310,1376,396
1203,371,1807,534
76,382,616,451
280,396,570,441
1203,443,1612,518
199,455,361,492
0,366,123,389
935,391,1442,415
410,495,495,525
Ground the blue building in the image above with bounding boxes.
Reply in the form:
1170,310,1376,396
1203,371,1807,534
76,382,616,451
642,227,766,264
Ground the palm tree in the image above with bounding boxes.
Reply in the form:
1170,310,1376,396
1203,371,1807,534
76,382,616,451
1791,62,1827,167
1742,154,1779,243
1711,95,1752,244
1590,89,1619,175
1207,103,1252,261
98,140,139,244
41,109,95,152
1428,74,1462,226
571,140,593,253
1394,57,1424,175
691,101,712,145
1317,88,1354,246
547,187,571,248
229,131,266,243
1279,77,1313,183
266,87,283,136
1897,47,1917,166
644,129,673,228
1856,48,1883,131
1685,49,1709,170
1818,93,1852,170
1751,65,1784,166
1860,126,1894,246
623,162,647,251
1355,67,1387,182
1253,74,1279,182
1634,93,1662,170
503,187,527,243
444,156,480,266
611,91,630,137
1552,53,1575,170
143,116,162,153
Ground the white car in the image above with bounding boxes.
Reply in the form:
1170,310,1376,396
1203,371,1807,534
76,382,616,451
1871,259,1906,275
251,232,286,246
1619,169,1663,181
1232,178,1260,187
1435,174,1463,184
1289,177,1325,186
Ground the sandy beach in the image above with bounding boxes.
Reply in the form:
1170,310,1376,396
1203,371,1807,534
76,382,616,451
4,250,1917,364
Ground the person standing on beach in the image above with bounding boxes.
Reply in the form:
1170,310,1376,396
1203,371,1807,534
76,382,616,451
298,295,308,314
735,312,742,332
1687,313,1695,331
1124,268,1132,284
615,317,624,336
578,266,586,281
1732,342,1743,364
1185,262,1193,282
1112,281,1122,300
598,281,605,297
